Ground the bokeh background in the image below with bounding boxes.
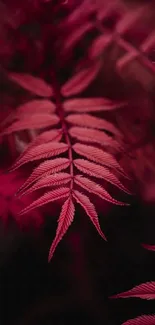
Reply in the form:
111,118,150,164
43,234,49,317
0,0,155,324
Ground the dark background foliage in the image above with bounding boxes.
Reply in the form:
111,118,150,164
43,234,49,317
1,0,155,324
2,200,155,325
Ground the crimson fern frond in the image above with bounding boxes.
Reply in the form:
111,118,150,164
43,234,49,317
2,66,131,260
118,314,155,325
110,280,155,324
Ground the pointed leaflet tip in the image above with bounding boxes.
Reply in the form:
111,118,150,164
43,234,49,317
61,60,101,97
18,187,70,216
8,73,53,97
89,34,112,60
110,282,155,300
63,97,127,113
66,113,121,136
19,173,71,197
73,189,107,240
16,158,70,196
2,114,59,135
74,159,132,195
17,99,56,115
9,142,68,172
69,127,122,150
73,143,128,177
63,21,93,53
16,129,63,162
120,314,155,325
48,197,75,261
75,175,127,206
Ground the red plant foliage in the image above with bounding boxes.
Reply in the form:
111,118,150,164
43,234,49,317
1,68,131,260
120,315,155,325
1,1,155,324
110,280,155,324
110,282,155,300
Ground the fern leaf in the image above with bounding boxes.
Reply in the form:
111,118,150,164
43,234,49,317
8,73,53,97
74,159,131,194
2,114,59,135
73,189,106,240
63,0,96,30
89,34,112,59
19,173,71,197
69,127,121,148
6,70,131,259
110,282,155,300
16,158,70,195
18,187,70,215
64,98,125,113
75,175,127,206
24,129,63,151
120,314,155,325
13,129,63,168
61,61,101,97
10,142,68,171
66,113,121,136
63,21,93,52
73,143,127,177
48,198,75,261
17,99,56,115
63,0,95,25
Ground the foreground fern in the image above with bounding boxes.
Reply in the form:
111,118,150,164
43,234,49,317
110,282,155,325
2,63,131,261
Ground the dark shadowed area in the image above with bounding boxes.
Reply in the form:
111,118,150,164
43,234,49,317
0,1,155,325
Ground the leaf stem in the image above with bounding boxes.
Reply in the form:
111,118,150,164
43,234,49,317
51,72,74,191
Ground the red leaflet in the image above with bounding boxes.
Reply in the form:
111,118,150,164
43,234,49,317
69,127,121,149
18,187,70,215
20,173,71,197
10,142,68,171
73,143,127,177
17,158,70,195
1,0,136,263
64,98,126,113
116,52,137,72
14,129,63,167
8,73,53,97
120,314,155,325
67,113,121,136
141,32,155,52
110,282,155,300
75,175,126,206
64,0,95,25
48,198,75,261
61,61,101,97
25,129,62,149
73,189,106,240
116,6,146,35
89,34,112,60
63,21,93,52
74,159,131,194
142,244,155,251
17,99,56,115
2,114,59,134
